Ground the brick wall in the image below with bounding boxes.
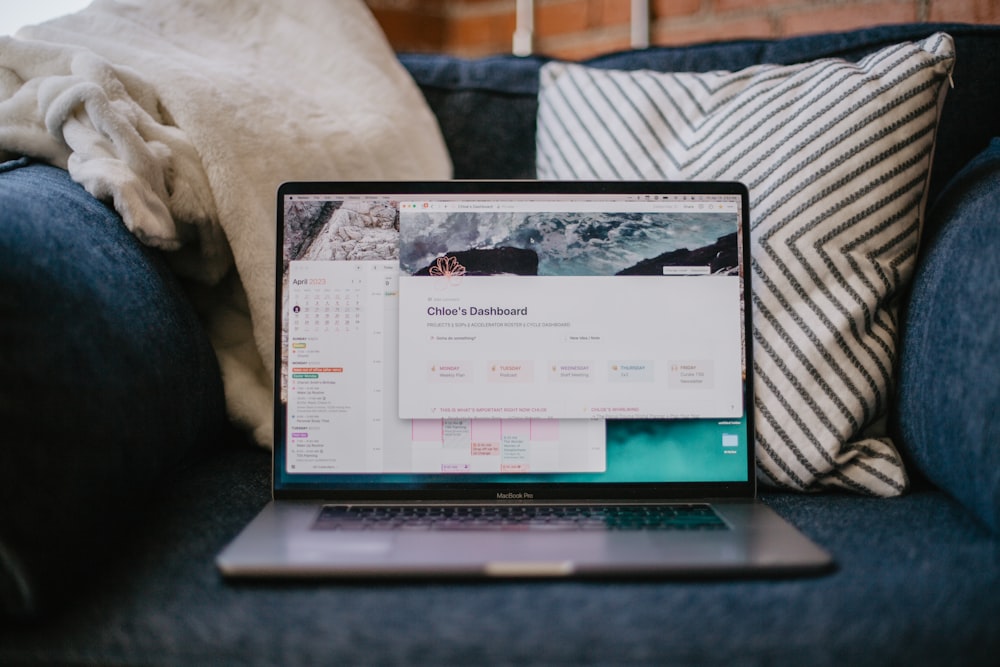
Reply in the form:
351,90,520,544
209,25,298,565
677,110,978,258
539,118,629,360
364,0,1000,59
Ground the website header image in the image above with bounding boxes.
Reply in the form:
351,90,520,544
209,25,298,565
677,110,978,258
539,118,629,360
398,202,739,278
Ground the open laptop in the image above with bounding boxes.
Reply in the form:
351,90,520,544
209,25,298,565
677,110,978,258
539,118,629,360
216,180,833,578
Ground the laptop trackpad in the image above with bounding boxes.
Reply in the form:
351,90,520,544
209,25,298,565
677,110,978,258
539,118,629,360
294,531,605,567
293,534,394,561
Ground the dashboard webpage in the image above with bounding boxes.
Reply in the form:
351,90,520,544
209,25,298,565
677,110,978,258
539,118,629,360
279,192,750,486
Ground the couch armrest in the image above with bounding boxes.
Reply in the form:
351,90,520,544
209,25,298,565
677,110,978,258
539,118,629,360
898,139,1000,533
0,160,229,618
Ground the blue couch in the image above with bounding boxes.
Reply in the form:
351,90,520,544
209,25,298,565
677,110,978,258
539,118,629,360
1,23,997,666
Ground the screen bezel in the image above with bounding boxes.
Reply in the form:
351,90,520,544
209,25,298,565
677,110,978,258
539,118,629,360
273,180,756,502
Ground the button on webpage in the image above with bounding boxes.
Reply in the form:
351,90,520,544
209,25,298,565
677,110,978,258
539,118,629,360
608,361,654,382
668,360,714,389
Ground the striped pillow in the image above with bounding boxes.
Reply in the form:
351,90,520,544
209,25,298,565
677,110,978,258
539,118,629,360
536,34,956,496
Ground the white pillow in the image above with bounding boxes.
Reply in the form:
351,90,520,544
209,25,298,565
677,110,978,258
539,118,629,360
536,34,956,496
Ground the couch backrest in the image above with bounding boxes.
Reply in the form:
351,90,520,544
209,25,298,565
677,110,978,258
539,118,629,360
401,23,1000,245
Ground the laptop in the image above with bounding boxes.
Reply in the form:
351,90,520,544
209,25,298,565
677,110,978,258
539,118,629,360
216,180,833,578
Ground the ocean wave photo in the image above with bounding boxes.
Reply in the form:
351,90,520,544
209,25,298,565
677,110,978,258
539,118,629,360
399,210,736,276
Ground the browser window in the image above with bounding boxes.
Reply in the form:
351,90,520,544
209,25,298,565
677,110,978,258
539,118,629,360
283,197,606,476
396,197,744,420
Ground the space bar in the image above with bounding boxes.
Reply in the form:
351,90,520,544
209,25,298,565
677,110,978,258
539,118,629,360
435,521,598,531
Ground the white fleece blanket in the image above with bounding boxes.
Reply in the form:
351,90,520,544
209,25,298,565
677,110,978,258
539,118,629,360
0,0,452,446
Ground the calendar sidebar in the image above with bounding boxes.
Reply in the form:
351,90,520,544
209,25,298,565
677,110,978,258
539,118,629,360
284,260,399,474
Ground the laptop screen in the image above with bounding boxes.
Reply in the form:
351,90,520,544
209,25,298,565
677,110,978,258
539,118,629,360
274,181,754,500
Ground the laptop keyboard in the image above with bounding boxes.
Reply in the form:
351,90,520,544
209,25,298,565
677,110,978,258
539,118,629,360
314,504,728,532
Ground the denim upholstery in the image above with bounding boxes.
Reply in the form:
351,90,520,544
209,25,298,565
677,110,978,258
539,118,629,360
898,139,1000,532
0,161,228,617
2,446,996,666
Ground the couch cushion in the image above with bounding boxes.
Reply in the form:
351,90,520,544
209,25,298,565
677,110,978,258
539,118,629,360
534,35,955,496
0,444,996,666
898,138,1000,532
398,53,545,179
0,160,229,618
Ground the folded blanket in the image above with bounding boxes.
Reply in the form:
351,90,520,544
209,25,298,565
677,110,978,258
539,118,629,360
0,0,452,446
